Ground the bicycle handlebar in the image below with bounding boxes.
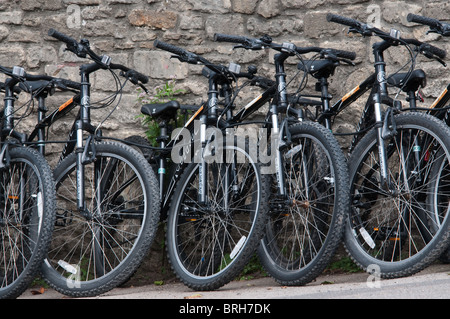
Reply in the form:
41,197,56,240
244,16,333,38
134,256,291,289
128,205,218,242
110,63,149,84
407,14,442,29
327,13,446,60
326,13,361,29
48,28,78,48
407,13,450,37
153,39,212,68
53,78,82,91
154,39,257,81
214,33,357,61
154,39,193,57
214,33,249,45
48,29,149,84
0,65,53,82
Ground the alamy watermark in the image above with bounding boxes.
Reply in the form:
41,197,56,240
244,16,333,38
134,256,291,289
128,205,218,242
366,264,382,288
66,4,84,29
169,120,279,174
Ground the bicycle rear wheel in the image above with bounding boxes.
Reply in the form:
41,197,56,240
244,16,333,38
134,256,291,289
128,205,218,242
166,139,268,290
41,142,159,297
346,112,450,278
0,146,55,299
257,121,349,285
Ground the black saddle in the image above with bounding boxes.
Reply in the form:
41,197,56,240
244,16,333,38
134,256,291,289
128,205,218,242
387,69,426,92
297,60,338,78
141,100,180,120
18,80,51,94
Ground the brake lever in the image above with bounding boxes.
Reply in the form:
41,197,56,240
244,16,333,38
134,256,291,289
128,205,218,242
170,54,199,64
53,79,68,91
436,57,447,67
340,58,355,66
348,25,373,37
138,83,149,94
422,51,447,67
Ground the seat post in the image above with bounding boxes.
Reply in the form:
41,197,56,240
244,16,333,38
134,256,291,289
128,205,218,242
407,90,417,109
319,77,332,129
37,95,48,155
157,120,169,197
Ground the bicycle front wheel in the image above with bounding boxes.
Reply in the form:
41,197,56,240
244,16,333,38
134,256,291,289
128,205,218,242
166,140,268,291
41,142,160,297
346,112,450,278
257,121,349,286
0,146,56,299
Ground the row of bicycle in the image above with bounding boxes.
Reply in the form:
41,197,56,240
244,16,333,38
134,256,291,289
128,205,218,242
1,12,450,299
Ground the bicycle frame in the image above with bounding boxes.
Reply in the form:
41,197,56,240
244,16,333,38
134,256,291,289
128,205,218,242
427,83,450,124
157,104,205,214
28,92,80,159
155,67,278,217
299,42,400,190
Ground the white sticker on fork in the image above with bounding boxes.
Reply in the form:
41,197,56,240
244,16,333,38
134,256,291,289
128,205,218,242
230,236,246,259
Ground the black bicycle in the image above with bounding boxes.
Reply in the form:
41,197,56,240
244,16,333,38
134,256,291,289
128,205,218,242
320,13,450,278
124,39,272,291
407,13,450,263
0,67,57,299
29,29,161,298
159,35,352,287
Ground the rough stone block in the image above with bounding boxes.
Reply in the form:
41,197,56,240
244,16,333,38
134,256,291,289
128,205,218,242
133,50,189,80
128,9,177,29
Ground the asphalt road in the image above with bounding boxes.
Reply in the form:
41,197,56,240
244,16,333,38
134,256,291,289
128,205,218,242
19,263,450,300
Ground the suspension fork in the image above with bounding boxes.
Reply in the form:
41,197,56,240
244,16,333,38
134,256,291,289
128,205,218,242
372,46,391,191
76,71,91,218
319,77,332,129
272,53,290,197
198,114,208,204
198,76,220,204
222,83,237,208
407,90,422,183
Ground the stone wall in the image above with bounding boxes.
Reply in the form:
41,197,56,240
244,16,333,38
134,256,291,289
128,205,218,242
1,0,449,158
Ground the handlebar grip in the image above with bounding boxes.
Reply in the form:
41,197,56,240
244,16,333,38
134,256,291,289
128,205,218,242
154,39,186,56
130,70,149,84
109,63,149,84
23,73,54,81
424,43,446,59
213,33,249,44
326,13,361,28
406,13,441,28
48,28,78,46
61,79,82,90
331,49,357,60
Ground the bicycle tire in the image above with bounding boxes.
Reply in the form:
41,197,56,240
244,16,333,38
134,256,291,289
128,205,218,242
346,112,450,278
0,146,56,299
41,141,160,297
426,148,450,264
166,138,269,290
257,121,349,285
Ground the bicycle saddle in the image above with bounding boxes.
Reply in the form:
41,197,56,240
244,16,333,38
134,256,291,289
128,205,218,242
141,100,180,120
387,69,426,92
18,80,51,94
297,60,338,78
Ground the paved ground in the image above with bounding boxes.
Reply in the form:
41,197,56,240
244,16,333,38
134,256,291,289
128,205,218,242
19,263,450,300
